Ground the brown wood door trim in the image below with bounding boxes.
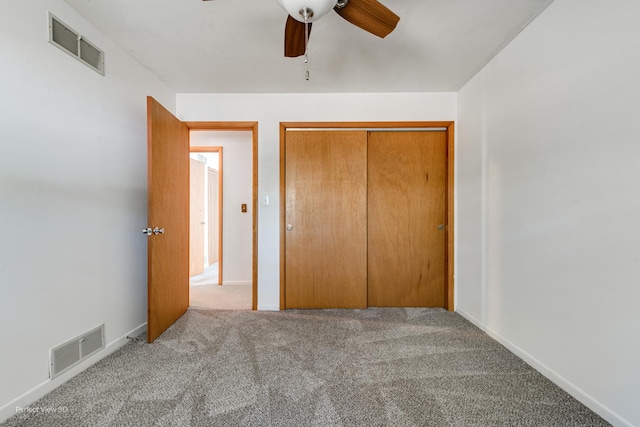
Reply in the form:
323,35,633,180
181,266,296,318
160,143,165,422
445,124,455,310
187,122,258,311
280,121,455,311
190,146,223,286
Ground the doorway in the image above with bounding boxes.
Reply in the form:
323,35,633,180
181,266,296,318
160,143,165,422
189,131,254,310
146,97,258,342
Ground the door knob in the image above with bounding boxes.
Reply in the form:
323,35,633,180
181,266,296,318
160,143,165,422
153,227,165,235
437,224,445,231
286,224,293,231
143,227,152,236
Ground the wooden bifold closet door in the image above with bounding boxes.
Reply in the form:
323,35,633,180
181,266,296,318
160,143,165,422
283,129,447,309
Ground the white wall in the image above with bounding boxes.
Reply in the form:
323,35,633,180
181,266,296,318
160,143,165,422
177,93,457,310
456,1,640,426
190,131,253,285
0,0,174,421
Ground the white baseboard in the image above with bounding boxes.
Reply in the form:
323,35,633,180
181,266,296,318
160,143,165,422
257,305,280,311
221,280,251,286
0,322,147,424
456,307,631,427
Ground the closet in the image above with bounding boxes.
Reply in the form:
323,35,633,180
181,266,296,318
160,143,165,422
282,126,451,309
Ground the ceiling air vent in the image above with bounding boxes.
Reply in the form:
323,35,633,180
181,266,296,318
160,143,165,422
48,12,105,75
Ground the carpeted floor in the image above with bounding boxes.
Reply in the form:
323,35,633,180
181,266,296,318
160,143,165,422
2,308,608,426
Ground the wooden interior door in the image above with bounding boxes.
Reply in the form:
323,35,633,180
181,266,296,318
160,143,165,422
367,131,447,307
284,131,368,308
189,157,205,276
147,97,189,342
208,167,220,269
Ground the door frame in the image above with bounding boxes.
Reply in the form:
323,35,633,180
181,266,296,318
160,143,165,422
187,122,258,310
190,146,223,286
279,121,455,311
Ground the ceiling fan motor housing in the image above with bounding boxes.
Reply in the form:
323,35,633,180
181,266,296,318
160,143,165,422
276,0,339,22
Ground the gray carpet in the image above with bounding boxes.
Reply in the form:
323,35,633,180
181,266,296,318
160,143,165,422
3,308,608,426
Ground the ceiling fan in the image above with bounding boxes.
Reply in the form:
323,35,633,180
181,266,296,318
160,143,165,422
277,0,400,57
203,0,400,58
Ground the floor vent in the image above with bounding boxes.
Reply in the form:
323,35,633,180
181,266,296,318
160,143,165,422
48,12,105,75
50,324,105,378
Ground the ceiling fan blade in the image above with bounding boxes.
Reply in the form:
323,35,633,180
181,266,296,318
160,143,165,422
285,16,312,58
334,0,399,38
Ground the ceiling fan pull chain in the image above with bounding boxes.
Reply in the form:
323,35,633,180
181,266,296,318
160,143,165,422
304,10,310,80
305,57,309,80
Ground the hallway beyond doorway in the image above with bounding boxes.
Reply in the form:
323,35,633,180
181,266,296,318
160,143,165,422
190,264,251,310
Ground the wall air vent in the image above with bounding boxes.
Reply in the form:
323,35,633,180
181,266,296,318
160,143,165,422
48,12,105,75
49,324,105,378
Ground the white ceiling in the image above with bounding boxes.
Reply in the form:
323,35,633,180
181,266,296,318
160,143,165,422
63,0,554,94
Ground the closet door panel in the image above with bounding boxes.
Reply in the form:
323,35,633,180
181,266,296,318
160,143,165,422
368,131,447,307
284,130,368,308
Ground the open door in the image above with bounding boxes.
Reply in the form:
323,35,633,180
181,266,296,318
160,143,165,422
146,97,189,342
189,157,206,276
207,166,220,270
